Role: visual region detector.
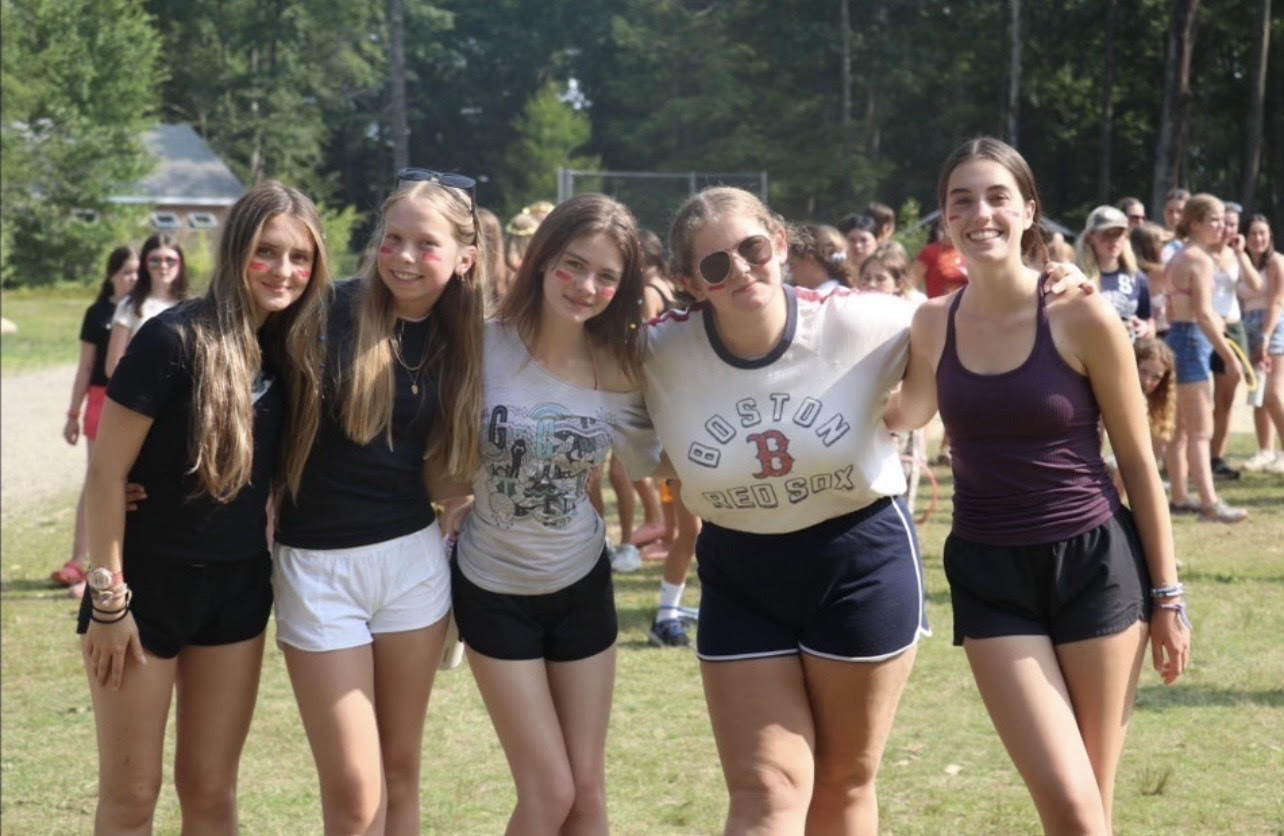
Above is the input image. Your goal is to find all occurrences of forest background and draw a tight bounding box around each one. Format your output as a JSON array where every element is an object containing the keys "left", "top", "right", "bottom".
[{"left": 1, "top": 0, "right": 1280, "bottom": 286}]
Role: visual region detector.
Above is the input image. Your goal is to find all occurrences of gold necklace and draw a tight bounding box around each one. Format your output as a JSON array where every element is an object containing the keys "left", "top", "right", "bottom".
[{"left": 391, "top": 321, "right": 430, "bottom": 396}]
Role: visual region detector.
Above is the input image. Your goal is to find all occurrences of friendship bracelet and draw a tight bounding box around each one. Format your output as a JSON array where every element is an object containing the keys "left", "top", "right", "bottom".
[
  {"left": 1155, "top": 601, "right": 1192, "bottom": 630},
  {"left": 89, "top": 606, "right": 131, "bottom": 625},
  {"left": 1151, "top": 583, "right": 1185, "bottom": 599}
]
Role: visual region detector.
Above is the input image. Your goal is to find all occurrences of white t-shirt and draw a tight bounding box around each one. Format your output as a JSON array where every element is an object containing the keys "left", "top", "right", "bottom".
[
  {"left": 642, "top": 285, "right": 911, "bottom": 534},
  {"left": 456, "top": 320, "right": 659, "bottom": 594},
  {"left": 113, "top": 296, "right": 178, "bottom": 336}
]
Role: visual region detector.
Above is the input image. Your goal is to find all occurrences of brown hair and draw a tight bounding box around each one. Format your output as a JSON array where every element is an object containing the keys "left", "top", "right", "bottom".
[
  {"left": 1130, "top": 222, "right": 1167, "bottom": 274},
  {"left": 496, "top": 193, "right": 647, "bottom": 384},
  {"left": 342, "top": 180, "right": 485, "bottom": 480},
  {"left": 128, "top": 233, "right": 189, "bottom": 317},
  {"left": 789, "top": 223, "right": 854, "bottom": 286},
  {"left": 1175, "top": 194, "right": 1223, "bottom": 240},
  {"left": 477, "top": 207, "right": 506, "bottom": 312},
  {"left": 186, "top": 181, "right": 329, "bottom": 502},
  {"left": 866, "top": 202, "right": 896, "bottom": 238},
  {"left": 1247, "top": 214, "right": 1276, "bottom": 271},
  {"left": 670, "top": 186, "right": 784, "bottom": 280},
  {"left": 936, "top": 136, "right": 1047, "bottom": 266},
  {"left": 1134, "top": 337, "right": 1176, "bottom": 442}
]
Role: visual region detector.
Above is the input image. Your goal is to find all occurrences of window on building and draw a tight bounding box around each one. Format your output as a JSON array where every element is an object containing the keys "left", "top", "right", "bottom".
[
  {"left": 150, "top": 211, "right": 182, "bottom": 229},
  {"left": 188, "top": 212, "right": 219, "bottom": 229}
]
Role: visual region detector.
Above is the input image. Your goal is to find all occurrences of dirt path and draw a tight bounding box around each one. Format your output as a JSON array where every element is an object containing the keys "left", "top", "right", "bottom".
[{"left": 2, "top": 363, "right": 87, "bottom": 519}]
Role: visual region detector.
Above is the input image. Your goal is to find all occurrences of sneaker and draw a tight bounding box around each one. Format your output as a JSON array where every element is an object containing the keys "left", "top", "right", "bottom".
[
  {"left": 1242, "top": 450, "right": 1277, "bottom": 472},
  {"left": 648, "top": 616, "right": 691, "bottom": 648},
  {"left": 1198, "top": 501, "right": 1248, "bottom": 523},
  {"left": 1210, "top": 457, "right": 1241, "bottom": 480},
  {"left": 1266, "top": 454, "right": 1284, "bottom": 474},
  {"left": 1169, "top": 498, "right": 1201, "bottom": 515},
  {"left": 609, "top": 543, "right": 643, "bottom": 573}
]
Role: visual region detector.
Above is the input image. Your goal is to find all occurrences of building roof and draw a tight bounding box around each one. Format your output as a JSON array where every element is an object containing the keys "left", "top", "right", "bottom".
[{"left": 111, "top": 124, "right": 245, "bottom": 207}]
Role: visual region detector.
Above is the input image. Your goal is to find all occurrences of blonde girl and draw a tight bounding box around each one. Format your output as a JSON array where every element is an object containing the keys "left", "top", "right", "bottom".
[{"left": 272, "top": 173, "right": 484, "bottom": 835}]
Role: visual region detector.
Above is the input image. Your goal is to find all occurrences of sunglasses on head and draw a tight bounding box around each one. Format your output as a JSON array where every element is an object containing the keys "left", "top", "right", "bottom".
[
  {"left": 698, "top": 234, "right": 773, "bottom": 285},
  {"left": 147, "top": 255, "right": 179, "bottom": 267},
  {"left": 396, "top": 167, "right": 481, "bottom": 234}
]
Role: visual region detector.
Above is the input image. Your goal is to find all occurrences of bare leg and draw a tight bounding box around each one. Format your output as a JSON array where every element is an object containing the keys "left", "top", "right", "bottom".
[
  {"left": 1265, "top": 362, "right": 1284, "bottom": 447},
  {"left": 1210, "top": 367, "right": 1237, "bottom": 460},
  {"left": 701, "top": 656, "right": 814, "bottom": 835},
  {"left": 83, "top": 640, "right": 177, "bottom": 835},
  {"left": 663, "top": 494, "right": 700, "bottom": 587},
  {"left": 1252, "top": 405, "right": 1273, "bottom": 452},
  {"left": 283, "top": 644, "right": 386, "bottom": 835},
  {"left": 628, "top": 479, "right": 666, "bottom": 546},
  {"left": 1176, "top": 382, "right": 1218, "bottom": 507},
  {"left": 547, "top": 647, "right": 617, "bottom": 835},
  {"left": 467, "top": 649, "right": 578, "bottom": 834},
  {"left": 802, "top": 647, "right": 917, "bottom": 835},
  {"left": 173, "top": 634, "right": 266, "bottom": 835},
  {"left": 607, "top": 456, "right": 635, "bottom": 543},
  {"left": 964, "top": 636, "right": 1108, "bottom": 835},
  {"left": 372, "top": 620, "right": 448, "bottom": 836}
]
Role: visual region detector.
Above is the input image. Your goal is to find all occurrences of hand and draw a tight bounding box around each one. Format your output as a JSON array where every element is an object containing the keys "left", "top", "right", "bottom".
[
  {"left": 1043, "top": 261, "right": 1095, "bottom": 296},
  {"left": 1127, "top": 316, "right": 1150, "bottom": 340},
  {"left": 63, "top": 415, "right": 80, "bottom": 446},
  {"left": 124, "top": 482, "right": 147, "bottom": 511},
  {"left": 83, "top": 610, "right": 146, "bottom": 690},
  {"left": 1229, "top": 234, "right": 1246, "bottom": 254},
  {"left": 1151, "top": 603, "right": 1191, "bottom": 685}
]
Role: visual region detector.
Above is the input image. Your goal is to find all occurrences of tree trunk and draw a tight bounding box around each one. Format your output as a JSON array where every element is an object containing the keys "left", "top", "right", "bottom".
[
  {"left": 840, "top": 0, "right": 852, "bottom": 194},
  {"left": 388, "top": 0, "right": 409, "bottom": 173},
  {"left": 1097, "top": 0, "right": 1117, "bottom": 203},
  {"left": 1151, "top": 0, "right": 1200, "bottom": 220},
  {"left": 1007, "top": 0, "right": 1021, "bottom": 146},
  {"left": 1239, "top": 0, "right": 1270, "bottom": 212}
]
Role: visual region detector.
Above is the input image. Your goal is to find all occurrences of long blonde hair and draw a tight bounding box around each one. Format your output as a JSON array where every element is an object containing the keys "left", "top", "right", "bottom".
[
  {"left": 341, "top": 181, "right": 485, "bottom": 481},
  {"left": 1075, "top": 227, "right": 1139, "bottom": 284},
  {"left": 187, "top": 181, "right": 329, "bottom": 502}
]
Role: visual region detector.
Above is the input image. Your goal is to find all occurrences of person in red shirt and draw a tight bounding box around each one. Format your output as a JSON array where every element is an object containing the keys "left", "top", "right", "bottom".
[{"left": 911, "top": 223, "right": 969, "bottom": 299}]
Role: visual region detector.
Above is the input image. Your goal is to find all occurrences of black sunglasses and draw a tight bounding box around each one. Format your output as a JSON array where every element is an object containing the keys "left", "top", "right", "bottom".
[
  {"left": 396, "top": 167, "right": 480, "bottom": 235},
  {"left": 698, "top": 234, "right": 773, "bottom": 285}
]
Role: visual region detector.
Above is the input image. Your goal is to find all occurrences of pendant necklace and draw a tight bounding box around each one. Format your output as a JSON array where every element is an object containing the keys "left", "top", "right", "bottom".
[{"left": 391, "top": 321, "right": 430, "bottom": 396}]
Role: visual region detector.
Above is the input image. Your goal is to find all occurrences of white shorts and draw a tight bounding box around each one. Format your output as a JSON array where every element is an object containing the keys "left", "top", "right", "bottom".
[{"left": 273, "top": 522, "right": 451, "bottom": 652}]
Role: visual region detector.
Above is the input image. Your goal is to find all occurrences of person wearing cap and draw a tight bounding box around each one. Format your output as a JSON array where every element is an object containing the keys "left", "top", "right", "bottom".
[{"left": 1076, "top": 205, "right": 1153, "bottom": 341}]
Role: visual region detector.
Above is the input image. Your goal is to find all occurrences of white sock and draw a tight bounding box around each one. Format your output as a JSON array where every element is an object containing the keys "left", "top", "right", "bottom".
[{"left": 657, "top": 580, "right": 685, "bottom": 621}]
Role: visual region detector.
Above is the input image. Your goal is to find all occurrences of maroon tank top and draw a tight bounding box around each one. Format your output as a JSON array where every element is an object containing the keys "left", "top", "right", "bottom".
[{"left": 936, "top": 281, "right": 1119, "bottom": 545}]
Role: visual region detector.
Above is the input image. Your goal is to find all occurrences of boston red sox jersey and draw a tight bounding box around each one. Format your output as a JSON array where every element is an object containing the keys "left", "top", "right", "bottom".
[{"left": 643, "top": 285, "right": 910, "bottom": 534}]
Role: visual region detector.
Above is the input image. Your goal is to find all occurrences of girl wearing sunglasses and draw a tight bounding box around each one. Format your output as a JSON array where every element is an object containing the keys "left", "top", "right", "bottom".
[
  {"left": 104, "top": 233, "right": 189, "bottom": 378},
  {"left": 631, "top": 186, "right": 928, "bottom": 832},
  {"left": 447, "top": 194, "right": 655, "bottom": 833},
  {"left": 79, "top": 182, "right": 329, "bottom": 833},
  {"left": 271, "top": 177, "right": 484, "bottom": 834},
  {"left": 886, "top": 137, "right": 1189, "bottom": 833}
]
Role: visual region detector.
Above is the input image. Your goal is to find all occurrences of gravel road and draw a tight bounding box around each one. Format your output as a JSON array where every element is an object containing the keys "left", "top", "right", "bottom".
[{"left": 2, "top": 363, "right": 87, "bottom": 519}]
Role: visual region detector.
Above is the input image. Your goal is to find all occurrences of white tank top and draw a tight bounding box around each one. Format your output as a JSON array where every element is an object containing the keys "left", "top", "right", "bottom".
[{"left": 1211, "top": 254, "right": 1241, "bottom": 323}]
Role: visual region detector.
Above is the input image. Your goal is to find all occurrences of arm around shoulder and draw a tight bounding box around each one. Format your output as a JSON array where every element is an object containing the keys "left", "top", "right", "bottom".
[{"left": 884, "top": 299, "right": 946, "bottom": 432}]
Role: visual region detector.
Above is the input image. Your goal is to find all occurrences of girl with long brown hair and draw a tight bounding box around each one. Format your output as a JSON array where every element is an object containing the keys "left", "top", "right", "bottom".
[
  {"left": 271, "top": 174, "right": 485, "bottom": 834},
  {"left": 104, "top": 232, "right": 189, "bottom": 377},
  {"left": 79, "top": 181, "right": 328, "bottom": 834},
  {"left": 888, "top": 137, "right": 1189, "bottom": 833},
  {"left": 449, "top": 193, "right": 655, "bottom": 833}
]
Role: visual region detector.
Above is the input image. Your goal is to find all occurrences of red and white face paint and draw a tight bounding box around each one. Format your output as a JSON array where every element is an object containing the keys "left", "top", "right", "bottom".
[
  {"left": 540, "top": 232, "right": 627, "bottom": 325},
  {"left": 246, "top": 214, "right": 317, "bottom": 323},
  {"left": 376, "top": 199, "right": 475, "bottom": 320}
]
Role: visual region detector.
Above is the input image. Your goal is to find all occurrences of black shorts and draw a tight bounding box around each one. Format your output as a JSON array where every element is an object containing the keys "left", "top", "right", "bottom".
[
  {"left": 944, "top": 507, "right": 1151, "bottom": 646},
  {"left": 450, "top": 550, "right": 617, "bottom": 662},
  {"left": 77, "top": 556, "right": 273, "bottom": 659},
  {"left": 1209, "top": 321, "right": 1248, "bottom": 375},
  {"left": 695, "top": 497, "right": 930, "bottom": 662}
]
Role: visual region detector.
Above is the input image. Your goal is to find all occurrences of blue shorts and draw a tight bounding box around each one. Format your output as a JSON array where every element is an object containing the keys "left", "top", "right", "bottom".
[
  {"left": 1167, "top": 321, "right": 1212, "bottom": 384},
  {"left": 1244, "top": 309, "right": 1266, "bottom": 358},
  {"left": 695, "top": 497, "right": 930, "bottom": 662},
  {"left": 1271, "top": 320, "right": 1284, "bottom": 357}
]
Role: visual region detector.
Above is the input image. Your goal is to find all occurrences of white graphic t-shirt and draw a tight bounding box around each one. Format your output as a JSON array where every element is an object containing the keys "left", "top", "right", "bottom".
[
  {"left": 643, "top": 285, "right": 911, "bottom": 534},
  {"left": 456, "top": 320, "right": 659, "bottom": 594}
]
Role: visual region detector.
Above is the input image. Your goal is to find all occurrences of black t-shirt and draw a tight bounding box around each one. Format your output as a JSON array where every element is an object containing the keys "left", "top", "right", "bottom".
[
  {"left": 275, "top": 279, "right": 439, "bottom": 549},
  {"left": 106, "top": 301, "right": 285, "bottom": 565},
  {"left": 79, "top": 297, "right": 117, "bottom": 387}
]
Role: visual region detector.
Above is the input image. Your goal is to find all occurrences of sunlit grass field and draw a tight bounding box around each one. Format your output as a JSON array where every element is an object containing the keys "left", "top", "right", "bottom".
[{"left": 3, "top": 458, "right": 1281, "bottom": 834}]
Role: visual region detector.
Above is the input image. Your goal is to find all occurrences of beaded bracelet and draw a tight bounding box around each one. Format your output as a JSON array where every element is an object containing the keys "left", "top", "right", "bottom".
[
  {"left": 1155, "top": 601, "right": 1191, "bottom": 630},
  {"left": 1151, "top": 583, "right": 1185, "bottom": 599}
]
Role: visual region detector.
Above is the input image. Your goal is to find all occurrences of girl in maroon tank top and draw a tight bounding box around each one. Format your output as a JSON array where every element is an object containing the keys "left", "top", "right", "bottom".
[{"left": 885, "top": 138, "right": 1190, "bottom": 835}]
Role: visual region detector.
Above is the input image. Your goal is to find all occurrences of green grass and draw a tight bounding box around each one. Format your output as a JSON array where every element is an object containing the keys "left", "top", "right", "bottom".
[
  {"left": 3, "top": 445, "right": 1282, "bottom": 834},
  {"left": 0, "top": 286, "right": 97, "bottom": 376}
]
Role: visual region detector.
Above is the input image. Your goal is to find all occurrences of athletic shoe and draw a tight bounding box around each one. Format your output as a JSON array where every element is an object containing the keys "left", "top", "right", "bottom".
[
  {"left": 1198, "top": 501, "right": 1248, "bottom": 524},
  {"left": 1210, "top": 457, "right": 1241, "bottom": 480},
  {"left": 648, "top": 616, "right": 691, "bottom": 648},
  {"left": 1241, "top": 450, "right": 1277, "bottom": 472},
  {"left": 609, "top": 543, "right": 643, "bottom": 573},
  {"left": 1265, "top": 454, "right": 1284, "bottom": 474},
  {"left": 1169, "top": 498, "right": 1201, "bottom": 515}
]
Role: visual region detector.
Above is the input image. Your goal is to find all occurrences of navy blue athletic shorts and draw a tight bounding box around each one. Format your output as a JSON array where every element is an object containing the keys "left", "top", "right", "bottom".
[
  {"left": 77, "top": 556, "right": 272, "bottom": 659},
  {"left": 695, "top": 497, "right": 930, "bottom": 662},
  {"left": 944, "top": 506, "right": 1151, "bottom": 646},
  {"left": 450, "top": 549, "right": 617, "bottom": 662}
]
